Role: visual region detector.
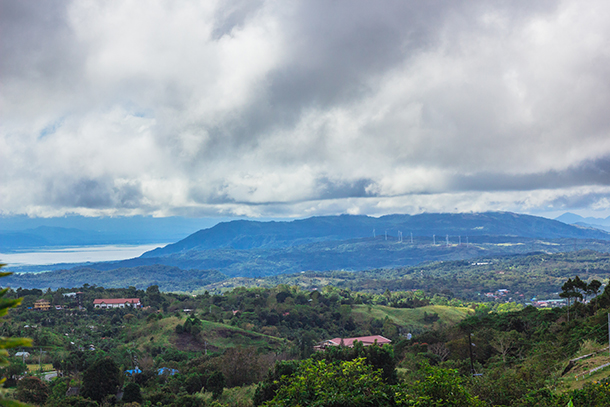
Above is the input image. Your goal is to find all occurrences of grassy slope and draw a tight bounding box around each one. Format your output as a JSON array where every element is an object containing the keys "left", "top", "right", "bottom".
[
  {"left": 351, "top": 304, "right": 473, "bottom": 332},
  {"left": 123, "top": 316, "right": 286, "bottom": 353},
  {"left": 559, "top": 344, "right": 610, "bottom": 391}
]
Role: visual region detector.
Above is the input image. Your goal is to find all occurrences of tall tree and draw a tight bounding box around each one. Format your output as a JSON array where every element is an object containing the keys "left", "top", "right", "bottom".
[
  {"left": 0, "top": 263, "right": 32, "bottom": 407},
  {"left": 15, "top": 376, "right": 49, "bottom": 406},
  {"left": 560, "top": 278, "right": 583, "bottom": 322},
  {"left": 586, "top": 280, "right": 602, "bottom": 310},
  {"left": 122, "top": 383, "right": 142, "bottom": 404},
  {"left": 80, "top": 357, "right": 120, "bottom": 403}
]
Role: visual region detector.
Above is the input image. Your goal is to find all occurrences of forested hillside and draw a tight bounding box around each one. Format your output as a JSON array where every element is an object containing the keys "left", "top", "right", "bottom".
[
  {"left": 4, "top": 274, "right": 610, "bottom": 406},
  {"left": 7, "top": 250, "right": 610, "bottom": 303}
]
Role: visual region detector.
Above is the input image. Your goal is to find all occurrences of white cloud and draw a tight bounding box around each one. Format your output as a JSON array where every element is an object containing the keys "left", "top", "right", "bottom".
[{"left": 2, "top": 0, "right": 610, "bottom": 219}]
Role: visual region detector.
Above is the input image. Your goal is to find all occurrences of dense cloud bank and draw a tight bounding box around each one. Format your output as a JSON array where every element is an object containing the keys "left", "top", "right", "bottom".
[{"left": 2, "top": 0, "right": 610, "bottom": 218}]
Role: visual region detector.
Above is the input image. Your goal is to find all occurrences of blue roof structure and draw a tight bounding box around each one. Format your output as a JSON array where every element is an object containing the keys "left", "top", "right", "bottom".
[
  {"left": 158, "top": 367, "right": 179, "bottom": 376},
  {"left": 124, "top": 368, "right": 142, "bottom": 376}
]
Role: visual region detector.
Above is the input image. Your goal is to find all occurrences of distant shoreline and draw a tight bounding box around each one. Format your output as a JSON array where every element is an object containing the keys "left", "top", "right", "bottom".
[{"left": 0, "top": 243, "right": 168, "bottom": 268}]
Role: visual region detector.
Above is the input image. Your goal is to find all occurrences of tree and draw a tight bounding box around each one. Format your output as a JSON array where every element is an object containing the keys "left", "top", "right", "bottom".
[
  {"left": 0, "top": 264, "right": 33, "bottom": 406},
  {"left": 57, "top": 396, "right": 98, "bottom": 407},
  {"left": 254, "top": 360, "right": 299, "bottom": 406},
  {"left": 429, "top": 342, "right": 450, "bottom": 362},
  {"left": 184, "top": 373, "right": 203, "bottom": 395},
  {"left": 122, "top": 383, "right": 142, "bottom": 404},
  {"left": 586, "top": 280, "right": 602, "bottom": 311},
  {"left": 219, "top": 347, "right": 263, "bottom": 387},
  {"left": 206, "top": 371, "right": 225, "bottom": 400},
  {"left": 15, "top": 376, "right": 49, "bottom": 405},
  {"left": 397, "top": 363, "right": 485, "bottom": 407},
  {"left": 0, "top": 360, "right": 27, "bottom": 387},
  {"left": 80, "top": 357, "right": 120, "bottom": 403},
  {"left": 560, "top": 278, "right": 582, "bottom": 322},
  {"left": 490, "top": 330, "right": 522, "bottom": 364},
  {"left": 264, "top": 358, "right": 394, "bottom": 407}
]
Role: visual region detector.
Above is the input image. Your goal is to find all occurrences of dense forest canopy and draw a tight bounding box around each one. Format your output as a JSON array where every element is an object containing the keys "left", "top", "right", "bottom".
[{"left": 1, "top": 269, "right": 610, "bottom": 405}]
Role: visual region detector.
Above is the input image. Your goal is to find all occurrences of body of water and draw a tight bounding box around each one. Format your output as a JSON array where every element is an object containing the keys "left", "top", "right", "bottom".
[{"left": 0, "top": 243, "right": 167, "bottom": 266}]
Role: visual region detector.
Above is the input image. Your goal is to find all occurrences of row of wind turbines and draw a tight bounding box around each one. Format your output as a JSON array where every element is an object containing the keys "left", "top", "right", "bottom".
[{"left": 372, "top": 229, "right": 470, "bottom": 247}]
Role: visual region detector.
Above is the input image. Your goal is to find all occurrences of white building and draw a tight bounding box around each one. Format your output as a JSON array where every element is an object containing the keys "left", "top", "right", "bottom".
[{"left": 93, "top": 298, "right": 141, "bottom": 309}]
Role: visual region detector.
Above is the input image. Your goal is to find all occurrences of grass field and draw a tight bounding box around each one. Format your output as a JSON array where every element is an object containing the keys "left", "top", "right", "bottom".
[
  {"left": 124, "top": 315, "right": 286, "bottom": 354},
  {"left": 559, "top": 343, "right": 610, "bottom": 391},
  {"left": 351, "top": 304, "right": 473, "bottom": 333},
  {"left": 201, "top": 384, "right": 256, "bottom": 407},
  {"left": 26, "top": 363, "right": 53, "bottom": 372}
]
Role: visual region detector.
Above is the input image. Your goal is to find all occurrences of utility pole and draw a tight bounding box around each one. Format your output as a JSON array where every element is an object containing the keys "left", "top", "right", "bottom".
[
  {"left": 446, "top": 234, "right": 449, "bottom": 246},
  {"left": 468, "top": 332, "right": 475, "bottom": 376},
  {"left": 433, "top": 235, "right": 436, "bottom": 245},
  {"left": 410, "top": 232, "right": 413, "bottom": 244}
]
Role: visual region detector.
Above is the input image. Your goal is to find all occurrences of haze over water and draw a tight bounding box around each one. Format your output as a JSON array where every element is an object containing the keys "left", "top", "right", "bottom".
[{"left": 0, "top": 244, "right": 166, "bottom": 267}]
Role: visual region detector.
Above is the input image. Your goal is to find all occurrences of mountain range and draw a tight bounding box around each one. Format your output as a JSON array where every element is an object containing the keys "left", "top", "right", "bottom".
[
  {"left": 5, "top": 211, "right": 610, "bottom": 290},
  {"left": 143, "top": 212, "right": 610, "bottom": 257},
  {"left": 555, "top": 212, "right": 610, "bottom": 233},
  {"left": 0, "top": 215, "right": 228, "bottom": 249}
]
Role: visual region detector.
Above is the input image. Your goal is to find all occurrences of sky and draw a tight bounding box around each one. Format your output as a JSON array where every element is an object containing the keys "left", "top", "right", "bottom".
[{"left": 2, "top": 0, "right": 610, "bottom": 220}]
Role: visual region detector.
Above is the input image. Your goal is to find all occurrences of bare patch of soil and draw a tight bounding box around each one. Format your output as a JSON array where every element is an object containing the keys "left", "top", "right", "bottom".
[{"left": 170, "top": 333, "right": 205, "bottom": 352}]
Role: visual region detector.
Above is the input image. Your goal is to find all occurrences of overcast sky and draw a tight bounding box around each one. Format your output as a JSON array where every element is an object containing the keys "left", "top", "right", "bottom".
[{"left": 2, "top": 0, "right": 610, "bottom": 220}]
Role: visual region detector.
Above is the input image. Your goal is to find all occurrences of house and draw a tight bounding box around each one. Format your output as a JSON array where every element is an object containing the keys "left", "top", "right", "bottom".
[
  {"left": 33, "top": 299, "right": 51, "bottom": 311},
  {"left": 314, "top": 335, "right": 392, "bottom": 351},
  {"left": 93, "top": 298, "right": 141, "bottom": 309}
]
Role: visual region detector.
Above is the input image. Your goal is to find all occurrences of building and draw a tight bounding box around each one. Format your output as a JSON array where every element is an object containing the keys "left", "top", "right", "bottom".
[
  {"left": 314, "top": 335, "right": 392, "bottom": 351},
  {"left": 33, "top": 299, "right": 51, "bottom": 311},
  {"left": 124, "top": 368, "right": 142, "bottom": 376},
  {"left": 93, "top": 298, "right": 141, "bottom": 309},
  {"left": 158, "top": 367, "right": 179, "bottom": 376},
  {"left": 63, "top": 292, "right": 84, "bottom": 306},
  {"left": 15, "top": 352, "right": 30, "bottom": 359}
]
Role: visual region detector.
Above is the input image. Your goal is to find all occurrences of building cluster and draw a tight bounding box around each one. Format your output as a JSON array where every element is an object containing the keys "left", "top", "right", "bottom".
[
  {"left": 529, "top": 299, "right": 567, "bottom": 308},
  {"left": 313, "top": 335, "right": 392, "bottom": 351},
  {"left": 31, "top": 296, "right": 142, "bottom": 311},
  {"left": 93, "top": 298, "right": 141, "bottom": 309},
  {"left": 482, "top": 288, "right": 526, "bottom": 302}
]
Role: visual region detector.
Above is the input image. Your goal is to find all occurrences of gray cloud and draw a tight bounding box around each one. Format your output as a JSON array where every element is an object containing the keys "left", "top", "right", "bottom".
[
  {"left": 43, "top": 178, "right": 144, "bottom": 209},
  {"left": 2, "top": 0, "right": 610, "bottom": 219},
  {"left": 449, "top": 156, "right": 610, "bottom": 192}
]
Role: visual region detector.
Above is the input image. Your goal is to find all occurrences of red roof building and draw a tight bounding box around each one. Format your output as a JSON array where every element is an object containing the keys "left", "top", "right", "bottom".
[
  {"left": 315, "top": 335, "right": 392, "bottom": 350},
  {"left": 93, "top": 298, "right": 141, "bottom": 309}
]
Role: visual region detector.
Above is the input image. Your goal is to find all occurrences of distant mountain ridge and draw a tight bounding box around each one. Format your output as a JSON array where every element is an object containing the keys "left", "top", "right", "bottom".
[
  {"left": 0, "top": 215, "right": 228, "bottom": 250},
  {"left": 0, "top": 226, "right": 111, "bottom": 249},
  {"left": 555, "top": 212, "right": 610, "bottom": 233},
  {"left": 144, "top": 212, "right": 610, "bottom": 257},
  {"left": 6, "top": 211, "right": 610, "bottom": 288},
  {"left": 556, "top": 212, "right": 610, "bottom": 226}
]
